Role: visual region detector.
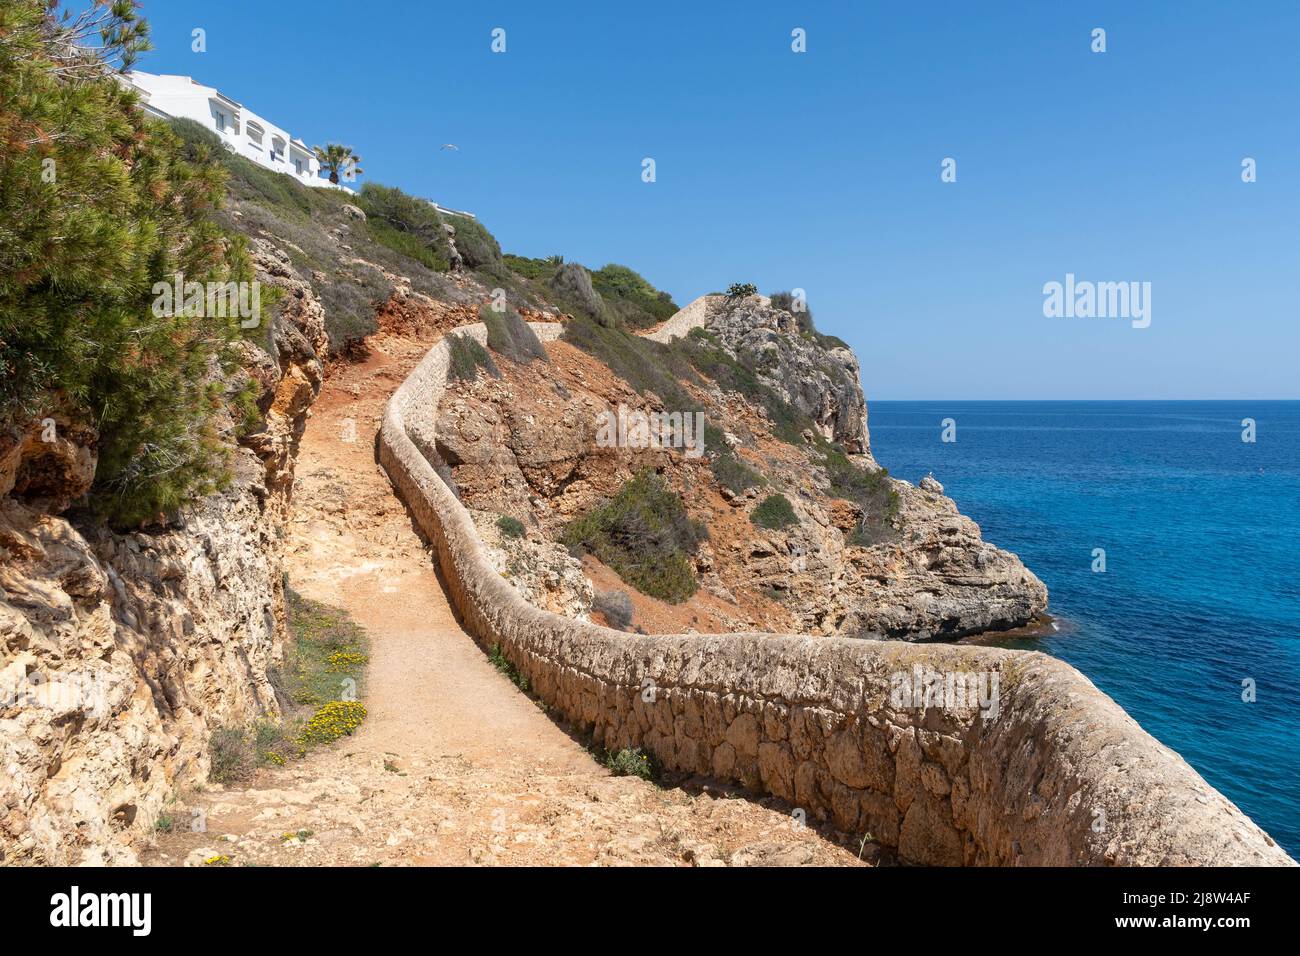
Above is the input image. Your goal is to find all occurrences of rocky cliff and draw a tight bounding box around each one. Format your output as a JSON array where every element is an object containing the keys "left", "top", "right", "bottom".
[
  {"left": 0, "top": 243, "right": 326, "bottom": 865},
  {"left": 434, "top": 294, "right": 1047, "bottom": 640}
]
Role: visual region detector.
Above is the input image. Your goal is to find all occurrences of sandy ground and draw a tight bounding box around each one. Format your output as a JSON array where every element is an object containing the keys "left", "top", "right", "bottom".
[{"left": 143, "top": 331, "right": 865, "bottom": 867}]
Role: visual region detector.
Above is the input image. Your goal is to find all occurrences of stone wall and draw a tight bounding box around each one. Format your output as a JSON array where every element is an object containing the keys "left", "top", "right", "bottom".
[{"left": 379, "top": 323, "right": 1294, "bottom": 866}]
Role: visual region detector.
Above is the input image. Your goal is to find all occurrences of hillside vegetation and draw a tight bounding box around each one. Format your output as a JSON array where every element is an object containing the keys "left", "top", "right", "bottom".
[
  {"left": 179, "top": 116, "right": 680, "bottom": 351},
  {"left": 0, "top": 0, "right": 255, "bottom": 525}
]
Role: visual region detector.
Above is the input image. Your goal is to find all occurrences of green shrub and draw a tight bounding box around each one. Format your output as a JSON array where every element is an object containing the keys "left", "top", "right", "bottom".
[
  {"left": 497, "top": 514, "right": 526, "bottom": 539},
  {"left": 562, "top": 470, "right": 705, "bottom": 603},
  {"left": 710, "top": 449, "right": 765, "bottom": 494},
  {"left": 726, "top": 282, "right": 758, "bottom": 298},
  {"left": 207, "top": 720, "right": 307, "bottom": 778},
  {"left": 169, "top": 119, "right": 331, "bottom": 219},
  {"left": 501, "top": 253, "right": 562, "bottom": 280},
  {"left": 488, "top": 644, "right": 530, "bottom": 693},
  {"left": 821, "top": 447, "right": 900, "bottom": 545},
  {"left": 704, "top": 424, "right": 766, "bottom": 494},
  {"left": 561, "top": 314, "right": 697, "bottom": 412},
  {"left": 497, "top": 256, "right": 676, "bottom": 332},
  {"left": 606, "top": 747, "right": 654, "bottom": 780},
  {"left": 358, "top": 183, "right": 452, "bottom": 270},
  {"left": 482, "top": 305, "right": 548, "bottom": 365},
  {"left": 446, "top": 214, "right": 503, "bottom": 271},
  {"left": 591, "top": 264, "right": 679, "bottom": 330},
  {"left": 209, "top": 590, "right": 371, "bottom": 779},
  {"left": 171, "top": 132, "right": 500, "bottom": 353},
  {"left": 366, "top": 218, "right": 449, "bottom": 271},
  {"left": 446, "top": 332, "right": 501, "bottom": 383},
  {"left": 251, "top": 719, "right": 300, "bottom": 767},
  {"left": 752, "top": 493, "right": 799, "bottom": 530},
  {"left": 0, "top": 10, "right": 261, "bottom": 526}
]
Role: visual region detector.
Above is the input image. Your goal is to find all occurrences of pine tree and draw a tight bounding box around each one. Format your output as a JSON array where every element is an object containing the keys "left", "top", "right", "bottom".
[{"left": 0, "top": 0, "right": 256, "bottom": 525}]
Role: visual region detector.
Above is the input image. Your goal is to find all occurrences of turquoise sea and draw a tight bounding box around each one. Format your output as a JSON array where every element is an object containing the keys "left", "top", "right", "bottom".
[{"left": 869, "top": 400, "right": 1300, "bottom": 859}]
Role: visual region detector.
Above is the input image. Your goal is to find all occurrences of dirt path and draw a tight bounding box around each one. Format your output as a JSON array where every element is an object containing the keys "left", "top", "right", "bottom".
[{"left": 145, "top": 331, "right": 863, "bottom": 867}]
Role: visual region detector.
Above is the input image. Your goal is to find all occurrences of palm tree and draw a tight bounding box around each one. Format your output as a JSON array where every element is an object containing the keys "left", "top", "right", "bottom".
[{"left": 312, "top": 143, "right": 363, "bottom": 185}]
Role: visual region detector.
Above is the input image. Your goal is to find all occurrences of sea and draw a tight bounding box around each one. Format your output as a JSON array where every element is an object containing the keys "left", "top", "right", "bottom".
[{"left": 869, "top": 400, "right": 1300, "bottom": 859}]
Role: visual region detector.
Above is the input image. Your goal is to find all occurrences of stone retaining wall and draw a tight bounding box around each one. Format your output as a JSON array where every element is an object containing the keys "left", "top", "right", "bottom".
[{"left": 378, "top": 322, "right": 1293, "bottom": 866}]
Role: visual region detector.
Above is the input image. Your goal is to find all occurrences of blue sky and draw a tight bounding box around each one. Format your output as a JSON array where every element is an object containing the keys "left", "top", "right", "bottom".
[{"left": 127, "top": 1, "right": 1298, "bottom": 399}]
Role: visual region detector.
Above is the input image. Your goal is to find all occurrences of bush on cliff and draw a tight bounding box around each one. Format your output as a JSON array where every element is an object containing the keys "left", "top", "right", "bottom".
[
  {"left": 561, "top": 314, "right": 697, "bottom": 411},
  {"left": 820, "top": 446, "right": 900, "bottom": 545},
  {"left": 446, "top": 333, "right": 501, "bottom": 382},
  {"left": 168, "top": 125, "right": 507, "bottom": 352},
  {"left": 0, "top": 1, "right": 258, "bottom": 525},
  {"left": 709, "top": 444, "right": 766, "bottom": 495},
  {"left": 446, "top": 213, "right": 503, "bottom": 272},
  {"left": 671, "top": 328, "right": 810, "bottom": 444},
  {"left": 752, "top": 493, "right": 799, "bottom": 530},
  {"left": 501, "top": 257, "right": 678, "bottom": 331},
  {"left": 769, "top": 290, "right": 849, "bottom": 350},
  {"left": 357, "top": 183, "right": 452, "bottom": 271},
  {"left": 482, "top": 305, "right": 548, "bottom": 365},
  {"left": 501, "top": 253, "right": 563, "bottom": 280},
  {"left": 357, "top": 184, "right": 450, "bottom": 271},
  {"left": 562, "top": 470, "right": 705, "bottom": 603},
  {"left": 591, "top": 264, "right": 679, "bottom": 330},
  {"left": 496, "top": 514, "right": 526, "bottom": 539}
]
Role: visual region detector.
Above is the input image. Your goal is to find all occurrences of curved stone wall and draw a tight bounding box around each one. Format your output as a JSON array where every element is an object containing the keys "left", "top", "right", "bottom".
[{"left": 378, "top": 322, "right": 1293, "bottom": 866}]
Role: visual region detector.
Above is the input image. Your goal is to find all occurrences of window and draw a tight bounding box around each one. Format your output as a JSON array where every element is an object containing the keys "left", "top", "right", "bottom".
[
  {"left": 215, "top": 112, "right": 226, "bottom": 132},
  {"left": 293, "top": 158, "right": 304, "bottom": 175}
]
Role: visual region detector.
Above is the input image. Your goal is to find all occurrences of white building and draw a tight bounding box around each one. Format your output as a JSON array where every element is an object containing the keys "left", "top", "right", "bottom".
[{"left": 124, "top": 71, "right": 352, "bottom": 192}]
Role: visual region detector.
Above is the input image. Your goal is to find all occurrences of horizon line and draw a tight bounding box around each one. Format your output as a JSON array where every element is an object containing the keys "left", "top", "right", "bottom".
[{"left": 868, "top": 397, "right": 1300, "bottom": 403}]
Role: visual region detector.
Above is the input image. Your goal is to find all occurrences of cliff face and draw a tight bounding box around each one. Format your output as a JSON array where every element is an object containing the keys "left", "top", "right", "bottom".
[
  {"left": 435, "top": 296, "right": 1047, "bottom": 640},
  {"left": 650, "top": 295, "right": 871, "bottom": 456},
  {"left": 0, "top": 242, "right": 325, "bottom": 865}
]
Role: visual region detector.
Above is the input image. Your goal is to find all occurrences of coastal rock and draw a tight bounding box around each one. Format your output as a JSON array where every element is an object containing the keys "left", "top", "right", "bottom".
[
  {"left": 651, "top": 294, "right": 871, "bottom": 455},
  {"left": 442, "top": 223, "right": 465, "bottom": 273},
  {"left": 437, "top": 297, "right": 1047, "bottom": 641}
]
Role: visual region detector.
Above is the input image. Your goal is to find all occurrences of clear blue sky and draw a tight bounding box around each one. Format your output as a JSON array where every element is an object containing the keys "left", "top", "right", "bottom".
[{"left": 128, "top": 1, "right": 1298, "bottom": 399}]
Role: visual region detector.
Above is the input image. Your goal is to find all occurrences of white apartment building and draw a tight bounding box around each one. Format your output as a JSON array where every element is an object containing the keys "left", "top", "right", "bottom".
[{"left": 124, "top": 71, "right": 352, "bottom": 192}]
